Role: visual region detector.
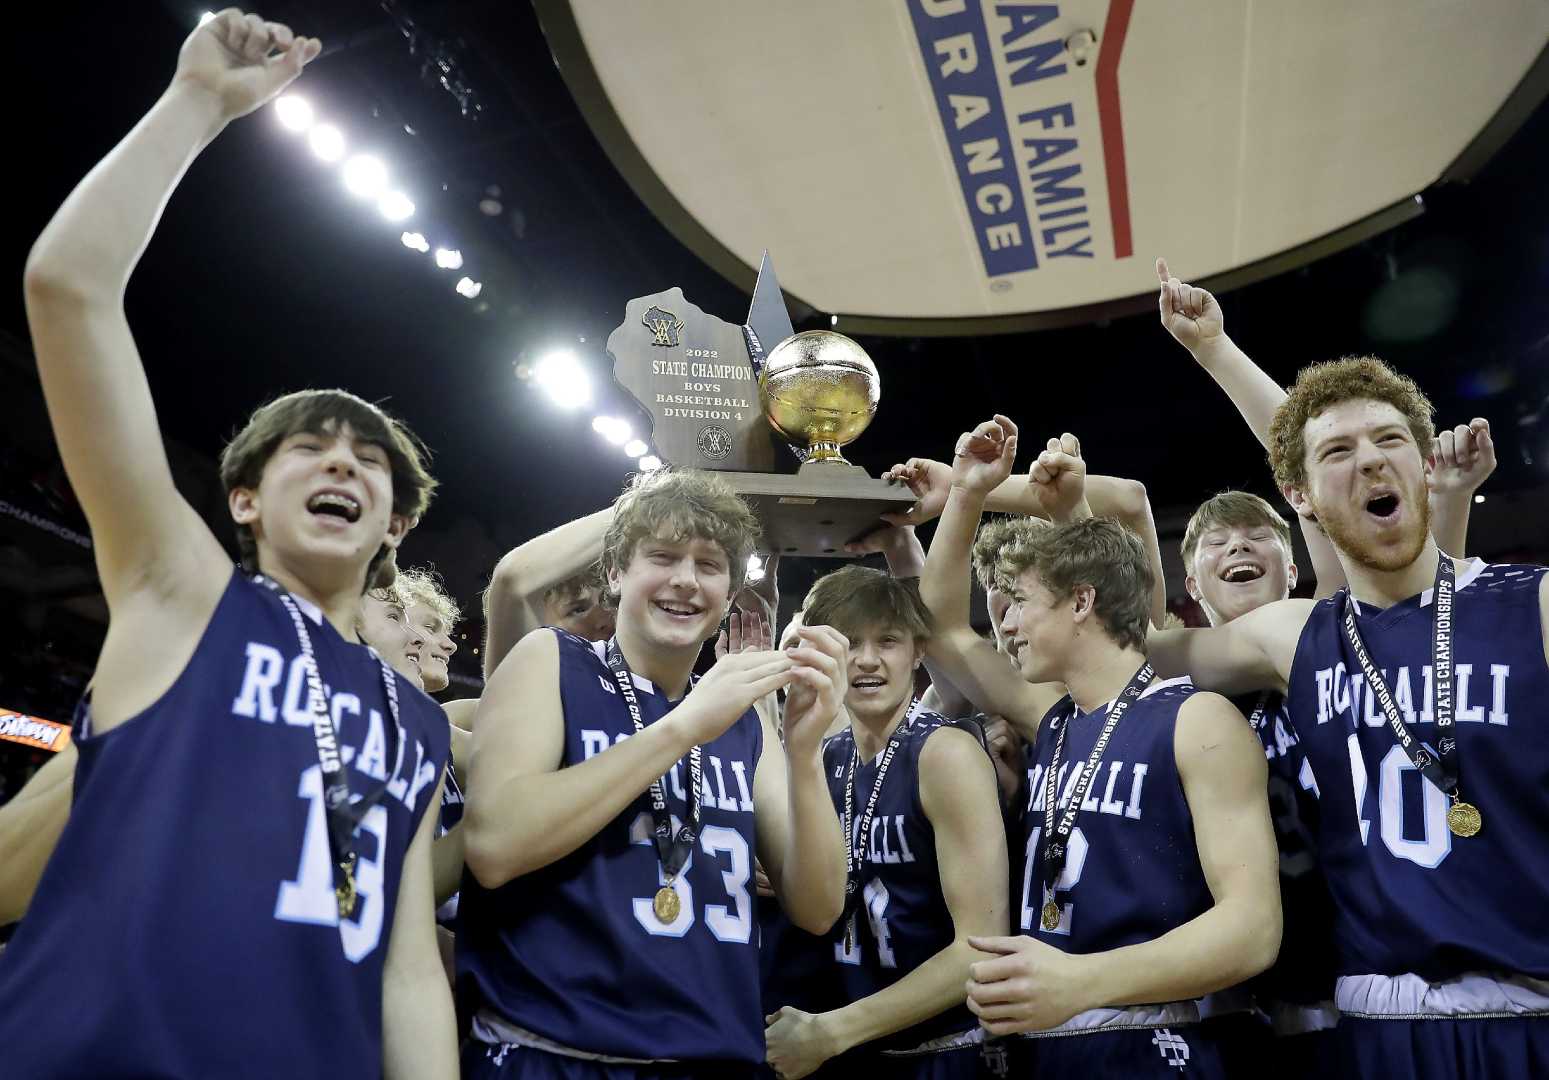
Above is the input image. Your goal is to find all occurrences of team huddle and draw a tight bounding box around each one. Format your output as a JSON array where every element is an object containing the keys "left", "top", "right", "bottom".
[{"left": 0, "top": 11, "right": 1545, "bottom": 1080}]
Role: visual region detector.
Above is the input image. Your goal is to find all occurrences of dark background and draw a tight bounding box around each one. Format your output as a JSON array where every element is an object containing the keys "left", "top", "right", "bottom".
[{"left": 2, "top": 1, "right": 1547, "bottom": 780}]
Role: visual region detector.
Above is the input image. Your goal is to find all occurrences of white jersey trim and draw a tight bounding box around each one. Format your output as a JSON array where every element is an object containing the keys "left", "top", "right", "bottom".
[
  {"left": 1348, "top": 556, "right": 1487, "bottom": 616},
  {"left": 1266, "top": 1000, "right": 1340, "bottom": 1036},
  {"left": 1337, "top": 971, "right": 1549, "bottom": 1019},
  {"left": 1016, "top": 999, "right": 1201, "bottom": 1038}
]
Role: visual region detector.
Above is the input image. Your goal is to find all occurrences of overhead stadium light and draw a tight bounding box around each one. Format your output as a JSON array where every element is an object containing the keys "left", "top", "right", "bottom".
[
  {"left": 591, "top": 416, "right": 632, "bottom": 445},
  {"left": 434, "top": 247, "right": 464, "bottom": 270},
  {"left": 400, "top": 231, "right": 429, "bottom": 253},
  {"left": 534, "top": 350, "right": 591, "bottom": 409},
  {"left": 308, "top": 124, "right": 345, "bottom": 162},
  {"left": 454, "top": 277, "right": 482, "bottom": 299},
  {"left": 637, "top": 455, "right": 662, "bottom": 472},
  {"left": 342, "top": 155, "right": 388, "bottom": 198},
  {"left": 274, "top": 95, "right": 314, "bottom": 133},
  {"left": 623, "top": 439, "right": 649, "bottom": 458},
  {"left": 378, "top": 191, "right": 415, "bottom": 222},
  {"left": 746, "top": 554, "right": 765, "bottom": 583}
]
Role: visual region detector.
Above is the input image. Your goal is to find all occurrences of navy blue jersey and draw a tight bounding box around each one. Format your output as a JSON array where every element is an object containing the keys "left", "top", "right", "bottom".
[
  {"left": 456, "top": 629, "right": 766, "bottom": 1063},
  {"left": 824, "top": 711, "right": 984, "bottom": 1051},
  {"left": 1235, "top": 692, "right": 1338, "bottom": 1007},
  {"left": 436, "top": 745, "right": 465, "bottom": 927},
  {"left": 1284, "top": 560, "right": 1549, "bottom": 980},
  {"left": 0, "top": 571, "right": 449, "bottom": 1079},
  {"left": 759, "top": 893, "right": 842, "bottom": 1018},
  {"left": 1017, "top": 678, "right": 1214, "bottom": 953}
]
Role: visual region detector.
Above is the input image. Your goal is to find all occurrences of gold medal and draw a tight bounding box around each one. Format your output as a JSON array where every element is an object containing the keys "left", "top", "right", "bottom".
[
  {"left": 653, "top": 885, "right": 681, "bottom": 923},
  {"left": 1040, "top": 901, "right": 1060, "bottom": 931},
  {"left": 335, "top": 867, "right": 357, "bottom": 920},
  {"left": 1447, "top": 800, "right": 1482, "bottom": 837}
]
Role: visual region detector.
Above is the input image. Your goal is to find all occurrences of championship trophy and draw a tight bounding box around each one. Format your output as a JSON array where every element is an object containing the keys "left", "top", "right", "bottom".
[{"left": 605, "top": 254, "right": 913, "bottom": 556}]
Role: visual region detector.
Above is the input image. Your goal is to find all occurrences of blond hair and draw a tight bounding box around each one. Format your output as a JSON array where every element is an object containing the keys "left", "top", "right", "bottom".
[
  {"left": 395, "top": 565, "right": 460, "bottom": 631},
  {"left": 1267, "top": 356, "right": 1434, "bottom": 492}
]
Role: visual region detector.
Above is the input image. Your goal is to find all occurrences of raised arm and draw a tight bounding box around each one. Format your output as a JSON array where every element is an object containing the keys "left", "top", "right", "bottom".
[
  {"left": 465, "top": 629, "right": 795, "bottom": 887},
  {"left": 966, "top": 691, "right": 1279, "bottom": 1033},
  {"left": 1154, "top": 257, "right": 1349, "bottom": 599},
  {"left": 917, "top": 418, "right": 1063, "bottom": 736},
  {"left": 23, "top": 14, "right": 317, "bottom": 603},
  {"left": 482, "top": 508, "right": 612, "bottom": 677},
  {"left": 882, "top": 455, "right": 1168, "bottom": 629},
  {"left": 765, "top": 727, "right": 1007, "bottom": 1076},
  {"left": 753, "top": 625, "right": 849, "bottom": 934}
]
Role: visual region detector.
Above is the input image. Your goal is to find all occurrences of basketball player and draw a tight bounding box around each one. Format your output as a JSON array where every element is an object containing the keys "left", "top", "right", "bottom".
[
  {"left": 0, "top": 12, "right": 456, "bottom": 1077},
  {"left": 764, "top": 565, "right": 1007, "bottom": 1079},
  {"left": 1147, "top": 351, "right": 1549, "bottom": 1077},
  {"left": 920, "top": 416, "right": 1280, "bottom": 1076},
  {"left": 360, "top": 574, "right": 470, "bottom": 914},
  {"left": 397, "top": 565, "right": 461, "bottom": 696},
  {"left": 1179, "top": 492, "right": 1341, "bottom": 1072},
  {"left": 459, "top": 467, "right": 849, "bottom": 1078},
  {"left": 1155, "top": 257, "right": 1493, "bottom": 595}
]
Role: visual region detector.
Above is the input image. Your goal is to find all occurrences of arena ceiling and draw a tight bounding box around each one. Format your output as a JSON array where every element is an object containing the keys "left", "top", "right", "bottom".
[{"left": 5, "top": 1, "right": 1549, "bottom": 589}]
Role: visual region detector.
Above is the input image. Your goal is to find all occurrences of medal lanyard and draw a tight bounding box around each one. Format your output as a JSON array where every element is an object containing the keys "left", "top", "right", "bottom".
[
  {"left": 839, "top": 700, "right": 918, "bottom": 947},
  {"left": 606, "top": 638, "right": 701, "bottom": 883},
  {"left": 264, "top": 578, "right": 401, "bottom": 919},
  {"left": 1038, "top": 663, "right": 1154, "bottom": 928},
  {"left": 1341, "top": 556, "right": 1479, "bottom": 836},
  {"left": 840, "top": 700, "right": 919, "bottom": 906}
]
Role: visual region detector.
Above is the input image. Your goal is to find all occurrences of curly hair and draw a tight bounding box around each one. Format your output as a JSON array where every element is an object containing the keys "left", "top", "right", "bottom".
[
  {"left": 599, "top": 468, "right": 761, "bottom": 606},
  {"left": 1267, "top": 356, "right": 1434, "bottom": 492},
  {"left": 395, "top": 565, "right": 461, "bottom": 631},
  {"left": 970, "top": 515, "right": 1028, "bottom": 593}
]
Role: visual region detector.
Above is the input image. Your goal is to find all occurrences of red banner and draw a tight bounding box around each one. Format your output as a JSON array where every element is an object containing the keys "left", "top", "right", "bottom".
[{"left": 0, "top": 709, "right": 72, "bottom": 753}]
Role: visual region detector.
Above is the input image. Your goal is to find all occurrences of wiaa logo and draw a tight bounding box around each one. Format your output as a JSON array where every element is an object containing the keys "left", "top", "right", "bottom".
[
  {"left": 697, "top": 425, "right": 733, "bottom": 460},
  {"left": 643, "top": 306, "right": 685, "bottom": 347}
]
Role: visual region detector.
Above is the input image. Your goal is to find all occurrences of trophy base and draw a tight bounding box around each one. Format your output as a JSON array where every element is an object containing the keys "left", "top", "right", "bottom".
[{"left": 723, "top": 461, "right": 917, "bottom": 558}]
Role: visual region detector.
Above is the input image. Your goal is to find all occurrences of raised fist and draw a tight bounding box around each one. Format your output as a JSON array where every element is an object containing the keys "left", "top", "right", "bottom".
[
  {"left": 1029, "top": 433, "right": 1089, "bottom": 522},
  {"left": 949, "top": 415, "right": 1020, "bottom": 496},
  {"left": 174, "top": 9, "right": 321, "bottom": 122},
  {"left": 1429, "top": 418, "right": 1496, "bottom": 495}
]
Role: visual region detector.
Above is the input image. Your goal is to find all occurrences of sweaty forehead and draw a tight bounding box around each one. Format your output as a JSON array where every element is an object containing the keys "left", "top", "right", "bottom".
[{"left": 1305, "top": 398, "right": 1409, "bottom": 445}]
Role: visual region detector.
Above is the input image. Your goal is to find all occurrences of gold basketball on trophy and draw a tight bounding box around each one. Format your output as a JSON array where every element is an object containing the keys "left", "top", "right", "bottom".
[{"left": 759, "top": 330, "right": 881, "bottom": 464}]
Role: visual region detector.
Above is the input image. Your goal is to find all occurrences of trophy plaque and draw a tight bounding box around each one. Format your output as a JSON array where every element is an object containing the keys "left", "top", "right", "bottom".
[{"left": 605, "top": 253, "right": 913, "bottom": 556}]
